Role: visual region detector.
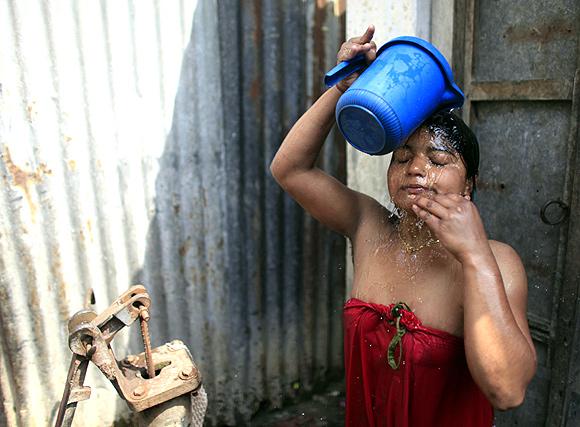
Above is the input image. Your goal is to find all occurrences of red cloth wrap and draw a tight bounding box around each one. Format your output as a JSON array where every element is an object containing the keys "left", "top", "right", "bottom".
[{"left": 344, "top": 298, "right": 493, "bottom": 427}]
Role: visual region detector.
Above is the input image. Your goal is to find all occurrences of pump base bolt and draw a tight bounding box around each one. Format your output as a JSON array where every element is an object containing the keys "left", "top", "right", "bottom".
[
  {"left": 179, "top": 367, "right": 195, "bottom": 380},
  {"left": 133, "top": 385, "right": 146, "bottom": 398}
]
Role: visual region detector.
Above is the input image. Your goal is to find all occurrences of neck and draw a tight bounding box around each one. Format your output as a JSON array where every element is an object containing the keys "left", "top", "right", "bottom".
[{"left": 396, "top": 211, "right": 439, "bottom": 253}]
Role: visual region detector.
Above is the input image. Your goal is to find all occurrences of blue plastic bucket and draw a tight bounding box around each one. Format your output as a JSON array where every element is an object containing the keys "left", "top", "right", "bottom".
[{"left": 325, "top": 36, "right": 464, "bottom": 155}]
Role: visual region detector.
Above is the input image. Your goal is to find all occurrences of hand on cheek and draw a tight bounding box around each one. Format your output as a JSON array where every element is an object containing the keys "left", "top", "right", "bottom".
[{"left": 411, "top": 193, "right": 488, "bottom": 262}]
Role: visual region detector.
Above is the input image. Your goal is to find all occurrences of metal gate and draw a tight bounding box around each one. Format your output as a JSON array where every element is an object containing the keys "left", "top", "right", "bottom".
[{"left": 453, "top": 0, "right": 580, "bottom": 425}]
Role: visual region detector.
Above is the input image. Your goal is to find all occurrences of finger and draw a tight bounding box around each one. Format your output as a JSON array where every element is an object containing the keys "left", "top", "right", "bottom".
[
  {"left": 432, "top": 193, "right": 459, "bottom": 208},
  {"left": 365, "top": 41, "right": 377, "bottom": 62},
  {"left": 435, "top": 193, "right": 472, "bottom": 214},
  {"left": 338, "top": 42, "right": 372, "bottom": 61},
  {"left": 412, "top": 204, "right": 441, "bottom": 230},
  {"left": 349, "top": 24, "right": 375, "bottom": 44},
  {"left": 443, "top": 192, "right": 474, "bottom": 210},
  {"left": 415, "top": 196, "right": 448, "bottom": 219},
  {"left": 337, "top": 44, "right": 357, "bottom": 62},
  {"left": 445, "top": 192, "right": 465, "bottom": 201},
  {"left": 337, "top": 43, "right": 358, "bottom": 61},
  {"left": 360, "top": 24, "right": 375, "bottom": 43}
]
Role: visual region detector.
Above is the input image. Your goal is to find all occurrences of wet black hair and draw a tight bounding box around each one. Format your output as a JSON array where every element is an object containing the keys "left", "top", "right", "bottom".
[{"left": 422, "top": 110, "right": 479, "bottom": 196}]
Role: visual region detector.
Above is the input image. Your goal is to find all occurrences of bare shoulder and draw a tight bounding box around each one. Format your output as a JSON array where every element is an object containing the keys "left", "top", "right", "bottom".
[
  {"left": 361, "top": 193, "right": 394, "bottom": 223},
  {"left": 488, "top": 240, "right": 527, "bottom": 293},
  {"left": 353, "top": 192, "right": 394, "bottom": 238},
  {"left": 489, "top": 240, "right": 523, "bottom": 267}
]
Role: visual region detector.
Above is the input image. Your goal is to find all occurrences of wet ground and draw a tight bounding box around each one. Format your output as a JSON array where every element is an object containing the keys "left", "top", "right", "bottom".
[{"left": 250, "top": 382, "right": 345, "bottom": 427}]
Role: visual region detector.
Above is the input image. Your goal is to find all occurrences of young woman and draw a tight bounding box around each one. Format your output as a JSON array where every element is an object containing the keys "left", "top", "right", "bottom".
[{"left": 270, "top": 26, "right": 537, "bottom": 426}]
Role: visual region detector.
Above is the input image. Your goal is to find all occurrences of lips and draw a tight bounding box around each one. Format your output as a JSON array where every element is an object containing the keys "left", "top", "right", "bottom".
[{"left": 403, "top": 184, "right": 431, "bottom": 195}]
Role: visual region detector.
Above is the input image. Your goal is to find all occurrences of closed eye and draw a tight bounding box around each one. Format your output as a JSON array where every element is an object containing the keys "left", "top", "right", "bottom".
[
  {"left": 393, "top": 149, "right": 412, "bottom": 163},
  {"left": 430, "top": 158, "right": 447, "bottom": 167},
  {"left": 429, "top": 151, "right": 454, "bottom": 166}
]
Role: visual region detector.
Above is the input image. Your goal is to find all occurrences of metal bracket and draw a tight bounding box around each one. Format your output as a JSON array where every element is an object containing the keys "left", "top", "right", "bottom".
[{"left": 55, "top": 285, "right": 202, "bottom": 427}]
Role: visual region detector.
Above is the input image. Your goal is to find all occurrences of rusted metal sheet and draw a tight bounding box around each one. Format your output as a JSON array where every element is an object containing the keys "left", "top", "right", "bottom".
[
  {"left": 553, "top": 68, "right": 580, "bottom": 427},
  {"left": 469, "top": 79, "right": 574, "bottom": 101},
  {"left": 0, "top": 0, "right": 345, "bottom": 425},
  {"left": 454, "top": 0, "right": 580, "bottom": 425},
  {"left": 471, "top": 101, "right": 570, "bottom": 425},
  {"left": 473, "top": 0, "right": 577, "bottom": 82}
]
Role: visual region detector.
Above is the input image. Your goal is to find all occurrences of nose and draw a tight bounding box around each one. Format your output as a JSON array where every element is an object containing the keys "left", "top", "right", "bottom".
[{"left": 406, "top": 155, "right": 427, "bottom": 176}]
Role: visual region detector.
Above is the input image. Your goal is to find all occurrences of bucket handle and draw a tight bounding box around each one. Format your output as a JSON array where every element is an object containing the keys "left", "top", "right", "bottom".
[{"left": 324, "top": 54, "right": 367, "bottom": 87}]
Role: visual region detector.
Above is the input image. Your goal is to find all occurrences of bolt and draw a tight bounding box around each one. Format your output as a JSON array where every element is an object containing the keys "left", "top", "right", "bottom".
[
  {"left": 133, "top": 385, "right": 146, "bottom": 398},
  {"left": 179, "top": 366, "right": 195, "bottom": 380},
  {"left": 167, "top": 340, "right": 180, "bottom": 351},
  {"left": 139, "top": 306, "right": 150, "bottom": 322}
]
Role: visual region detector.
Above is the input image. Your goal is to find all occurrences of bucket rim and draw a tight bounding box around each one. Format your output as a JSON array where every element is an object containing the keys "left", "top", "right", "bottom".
[
  {"left": 377, "top": 36, "right": 464, "bottom": 103},
  {"left": 336, "top": 104, "right": 388, "bottom": 155}
]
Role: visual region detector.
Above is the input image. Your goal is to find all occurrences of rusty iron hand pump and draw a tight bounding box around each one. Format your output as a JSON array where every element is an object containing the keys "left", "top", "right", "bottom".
[{"left": 54, "top": 285, "right": 203, "bottom": 427}]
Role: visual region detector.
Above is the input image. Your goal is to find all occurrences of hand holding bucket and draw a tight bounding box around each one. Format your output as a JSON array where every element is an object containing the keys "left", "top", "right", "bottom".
[{"left": 326, "top": 32, "right": 465, "bottom": 156}]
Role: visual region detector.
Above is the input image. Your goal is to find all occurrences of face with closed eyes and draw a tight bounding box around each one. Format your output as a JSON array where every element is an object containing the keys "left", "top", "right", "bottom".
[{"left": 387, "top": 126, "right": 472, "bottom": 212}]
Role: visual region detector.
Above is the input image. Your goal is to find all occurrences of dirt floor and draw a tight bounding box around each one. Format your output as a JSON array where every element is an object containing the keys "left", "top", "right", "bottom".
[{"left": 249, "top": 382, "right": 345, "bottom": 427}]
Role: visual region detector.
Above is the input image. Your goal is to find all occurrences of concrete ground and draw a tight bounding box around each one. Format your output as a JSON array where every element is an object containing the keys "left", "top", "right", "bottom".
[{"left": 249, "top": 382, "right": 345, "bottom": 427}]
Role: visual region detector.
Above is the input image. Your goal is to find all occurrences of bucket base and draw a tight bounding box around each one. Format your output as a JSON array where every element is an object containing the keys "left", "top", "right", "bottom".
[
  {"left": 338, "top": 106, "right": 386, "bottom": 154},
  {"left": 336, "top": 89, "right": 403, "bottom": 155}
]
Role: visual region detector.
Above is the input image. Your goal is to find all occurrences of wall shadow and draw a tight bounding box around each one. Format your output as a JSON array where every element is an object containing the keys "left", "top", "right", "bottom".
[{"left": 130, "top": 1, "right": 346, "bottom": 425}]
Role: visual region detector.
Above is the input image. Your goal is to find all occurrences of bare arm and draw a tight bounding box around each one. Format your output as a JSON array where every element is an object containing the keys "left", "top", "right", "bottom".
[
  {"left": 412, "top": 194, "right": 537, "bottom": 409},
  {"left": 461, "top": 240, "right": 536, "bottom": 410},
  {"left": 270, "top": 26, "right": 379, "bottom": 238}
]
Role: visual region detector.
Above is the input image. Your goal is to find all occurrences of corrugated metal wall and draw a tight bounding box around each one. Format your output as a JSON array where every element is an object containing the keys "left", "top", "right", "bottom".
[{"left": 0, "top": 0, "right": 346, "bottom": 425}]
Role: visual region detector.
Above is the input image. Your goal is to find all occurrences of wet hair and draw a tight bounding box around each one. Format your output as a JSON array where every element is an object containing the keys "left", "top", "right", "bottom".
[{"left": 422, "top": 110, "right": 479, "bottom": 196}]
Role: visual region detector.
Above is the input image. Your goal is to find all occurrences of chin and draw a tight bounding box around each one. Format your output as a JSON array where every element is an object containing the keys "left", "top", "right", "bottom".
[
  {"left": 390, "top": 197, "right": 415, "bottom": 215},
  {"left": 393, "top": 189, "right": 438, "bottom": 211}
]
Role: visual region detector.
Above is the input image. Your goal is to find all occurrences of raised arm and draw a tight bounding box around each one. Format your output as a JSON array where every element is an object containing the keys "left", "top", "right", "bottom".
[{"left": 270, "top": 26, "right": 379, "bottom": 238}]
